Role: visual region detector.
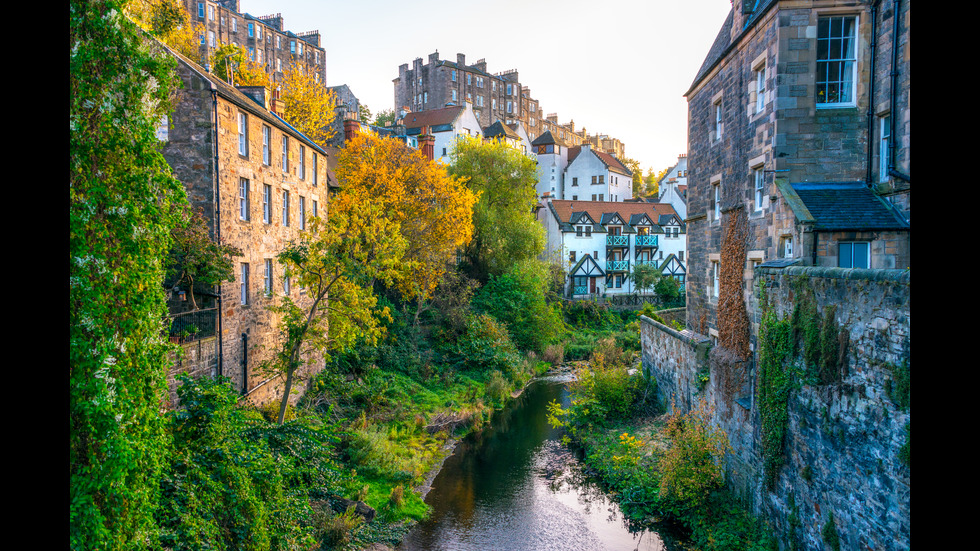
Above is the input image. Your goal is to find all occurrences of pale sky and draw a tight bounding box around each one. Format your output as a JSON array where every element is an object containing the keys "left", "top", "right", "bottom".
[{"left": 243, "top": 0, "right": 732, "bottom": 173}]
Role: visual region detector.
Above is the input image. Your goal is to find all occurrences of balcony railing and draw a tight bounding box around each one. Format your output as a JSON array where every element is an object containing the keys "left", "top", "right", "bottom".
[
  {"left": 168, "top": 307, "right": 218, "bottom": 343},
  {"left": 572, "top": 286, "right": 589, "bottom": 296},
  {"left": 606, "top": 235, "right": 628, "bottom": 247},
  {"left": 606, "top": 260, "right": 629, "bottom": 271},
  {"left": 635, "top": 235, "right": 658, "bottom": 247},
  {"left": 634, "top": 260, "right": 659, "bottom": 268}
]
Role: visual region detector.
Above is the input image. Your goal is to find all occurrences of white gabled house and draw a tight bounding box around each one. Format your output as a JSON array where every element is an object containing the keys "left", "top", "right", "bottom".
[
  {"left": 401, "top": 101, "right": 483, "bottom": 162},
  {"left": 539, "top": 200, "right": 687, "bottom": 297}
]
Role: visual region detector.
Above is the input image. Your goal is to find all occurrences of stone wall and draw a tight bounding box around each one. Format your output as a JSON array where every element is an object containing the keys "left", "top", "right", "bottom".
[
  {"left": 642, "top": 265, "right": 910, "bottom": 550},
  {"left": 167, "top": 337, "right": 219, "bottom": 407}
]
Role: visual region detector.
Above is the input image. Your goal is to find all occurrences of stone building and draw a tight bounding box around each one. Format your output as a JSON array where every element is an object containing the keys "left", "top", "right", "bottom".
[
  {"left": 162, "top": 49, "right": 332, "bottom": 405},
  {"left": 183, "top": 0, "right": 327, "bottom": 85},
  {"left": 393, "top": 52, "right": 620, "bottom": 149},
  {"left": 685, "top": 0, "right": 910, "bottom": 342}
]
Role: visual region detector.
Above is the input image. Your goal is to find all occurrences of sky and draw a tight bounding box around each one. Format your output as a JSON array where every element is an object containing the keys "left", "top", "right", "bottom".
[{"left": 242, "top": 0, "right": 732, "bottom": 173}]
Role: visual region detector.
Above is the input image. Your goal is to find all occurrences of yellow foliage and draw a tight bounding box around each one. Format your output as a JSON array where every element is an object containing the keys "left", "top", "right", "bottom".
[
  {"left": 125, "top": 0, "right": 205, "bottom": 63},
  {"left": 279, "top": 65, "right": 337, "bottom": 147},
  {"left": 659, "top": 400, "right": 731, "bottom": 510},
  {"left": 334, "top": 131, "right": 478, "bottom": 304}
]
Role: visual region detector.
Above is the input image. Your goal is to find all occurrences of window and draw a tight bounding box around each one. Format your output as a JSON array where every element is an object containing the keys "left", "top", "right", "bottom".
[
  {"left": 312, "top": 154, "right": 318, "bottom": 186},
  {"left": 591, "top": 194, "right": 597, "bottom": 201},
  {"left": 262, "top": 125, "right": 271, "bottom": 165},
  {"left": 248, "top": 47, "right": 254, "bottom": 61},
  {"left": 239, "top": 178, "right": 250, "bottom": 220},
  {"left": 232, "top": 18, "right": 237, "bottom": 32},
  {"left": 312, "top": 200, "right": 318, "bottom": 219},
  {"left": 712, "top": 261, "right": 719, "bottom": 298},
  {"left": 755, "top": 63, "right": 766, "bottom": 114},
  {"left": 207, "top": 4, "right": 214, "bottom": 20},
  {"left": 282, "top": 135, "right": 289, "bottom": 171},
  {"left": 283, "top": 271, "right": 290, "bottom": 295},
  {"left": 290, "top": 40, "right": 296, "bottom": 54},
  {"left": 263, "top": 184, "right": 271, "bottom": 223},
  {"left": 476, "top": 95, "right": 483, "bottom": 107},
  {"left": 781, "top": 235, "right": 794, "bottom": 258},
  {"left": 599, "top": 194, "right": 604, "bottom": 201},
  {"left": 712, "top": 98, "right": 723, "bottom": 141},
  {"left": 208, "top": 31, "right": 216, "bottom": 48},
  {"left": 569, "top": 250, "right": 576, "bottom": 263},
  {"left": 240, "top": 263, "right": 249, "bottom": 305},
  {"left": 256, "top": 26, "right": 262, "bottom": 40},
  {"left": 879, "top": 114, "right": 891, "bottom": 182},
  {"left": 839, "top": 242, "right": 870, "bottom": 268},
  {"left": 264, "top": 259, "right": 273, "bottom": 296},
  {"left": 591, "top": 176, "right": 597, "bottom": 185},
  {"left": 299, "top": 145, "right": 306, "bottom": 179},
  {"left": 572, "top": 195, "right": 578, "bottom": 200},
  {"left": 197, "top": 2, "right": 204, "bottom": 18},
  {"left": 507, "top": 101, "right": 513, "bottom": 113},
  {"left": 452, "top": 89, "right": 458, "bottom": 101},
  {"left": 506, "top": 84, "right": 513, "bottom": 95},
  {"left": 599, "top": 175, "right": 605, "bottom": 184},
  {"left": 466, "top": 73, "right": 471, "bottom": 85},
  {"left": 299, "top": 196, "right": 306, "bottom": 230},
  {"left": 713, "top": 182, "right": 721, "bottom": 221},
  {"left": 424, "top": 92, "right": 429, "bottom": 104},
  {"left": 753, "top": 167, "right": 765, "bottom": 210},
  {"left": 477, "top": 77, "right": 484, "bottom": 88},
  {"left": 451, "top": 69, "right": 457, "bottom": 82},
  {"left": 817, "top": 16, "right": 857, "bottom": 106},
  {"left": 238, "top": 112, "right": 248, "bottom": 156},
  {"left": 282, "top": 190, "right": 290, "bottom": 226},
  {"left": 572, "top": 177, "right": 578, "bottom": 186},
  {"left": 276, "top": 36, "right": 280, "bottom": 49},
  {"left": 248, "top": 22, "right": 254, "bottom": 37}
]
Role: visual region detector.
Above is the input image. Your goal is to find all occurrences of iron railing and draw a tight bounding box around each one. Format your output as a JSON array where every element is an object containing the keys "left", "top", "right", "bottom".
[
  {"left": 606, "top": 260, "right": 629, "bottom": 271},
  {"left": 635, "top": 235, "right": 658, "bottom": 247},
  {"left": 606, "top": 235, "right": 629, "bottom": 247},
  {"left": 572, "top": 286, "right": 589, "bottom": 295},
  {"left": 169, "top": 308, "right": 218, "bottom": 343}
]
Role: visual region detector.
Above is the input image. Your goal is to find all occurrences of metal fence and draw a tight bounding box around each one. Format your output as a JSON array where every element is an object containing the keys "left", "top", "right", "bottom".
[{"left": 169, "top": 308, "right": 218, "bottom": 342}]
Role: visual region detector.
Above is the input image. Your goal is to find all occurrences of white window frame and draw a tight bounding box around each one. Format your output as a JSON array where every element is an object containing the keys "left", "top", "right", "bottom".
[
  {"left": 312, "top": 154, "right": 318, "bottom": 186},
  {"left": 239, "top": 178, "right": 249, "bottom": 221},
  {"left": 240, "top": 263, "right": 249, "bottom": 305},
  {"left": 712, "top": 261, "right": 719, "bottom": 298},
  {"left": 782, "top": 235, "right": 794, "bottom": 258},
  {"left": 262, "top": 184, "right": 271, "bottom": 224},
  {"left": 282, "top": 190, "right": 290, "bottom": 226},
  {"left": 754, "top": 62, "right": 766, "bottom": 114},
  {"left": 753, "top": 167, "right": 765, "bottom": 210},
  {"left": 262, "top": 125, "right": 270, "bottom": 165},
  {"left": 281, "top": 135, "right": 289, "bottom": 171},
  {"left": 299, "top": 196, "right": 306, "bottom": 230},
  {"left": 299, "top": 145, "right": 306, "bottom": 180},
  {"left": 816, "top": 15, "right": 858, "bottom": 107},
  {"left": 879, "top": 114, "right": 891, "bottom": 182},
  {"left": 839, "top": 241, "right": 870, "bottom": 269},
  {"left": 238, "top": 112, "right": 248, "bottom": 156},
  {"left": 264, "top": 259, "right": 273, "bottom": 296}
]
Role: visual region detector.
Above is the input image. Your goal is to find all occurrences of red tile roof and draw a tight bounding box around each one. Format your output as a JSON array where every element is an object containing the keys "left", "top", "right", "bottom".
[
  {"left": 401, "top": 106, "right": 464, "bottom": 129},
  {"left": 549, "top": 200, "right": 679, "bottom": 225}
]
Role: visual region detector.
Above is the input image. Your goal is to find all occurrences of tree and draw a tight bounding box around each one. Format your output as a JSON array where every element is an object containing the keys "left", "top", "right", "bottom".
[
  {"left": 166, "top": 208, "right": 242, "bottom": 310},
  {"left": 449, "top": 135, "right": 544, "bottom": 282},
  {"left": 620, "top": 156, "right": 644, "bottom": 197},
  {"left": 279, "top": 65, "right": 337, "bottom": 147},
  {"left": 334, "top": 131, "right": 477, "bottom": 315},
  {"left": 632, "top": 262, "right": 661, "bottom": 296},
  {"left": 645, "top": 167, "right": 670, "bottom": 197},
  {"left": 266, "top": 203, "right": 408, "bottom": 424},
  {"left": 373, "top": 108, "right": 395, "bottom": 128},
  {"left": 71, "top": 0, "right": 186, "bottom": 545},
  {"left": 358, "top": 103, "right": 372, "bottom": 124},
  {"left": 125, "top": 0, "right": 205, "bottom": 63},
  {"left": 210, "top": 43, "right": 270, "bottom": 88}
]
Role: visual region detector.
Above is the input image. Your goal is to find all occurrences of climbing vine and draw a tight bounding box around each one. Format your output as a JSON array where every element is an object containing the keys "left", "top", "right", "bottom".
[
  {"left": 713, "top": 207, "right": 751, "bottom": 401},
  {"left": 756, "top": 277, "right": 850, "bottom": 489}
]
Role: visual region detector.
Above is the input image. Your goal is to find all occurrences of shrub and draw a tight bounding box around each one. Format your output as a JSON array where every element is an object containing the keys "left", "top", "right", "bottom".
[
  {"left": 483, "top": 370, "right": 511, "bottom": 405},
  {"left": 454, "top": 313, "right": 522, "bottom": 375},
  {"left": 472, "top": 260, "right": 564, "bottom": 353},
  {"left": 659, "top": 400, "right": 730, "bottom": 513}
]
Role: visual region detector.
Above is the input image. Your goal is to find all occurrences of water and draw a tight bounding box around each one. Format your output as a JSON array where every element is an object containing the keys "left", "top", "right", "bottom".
[{"left": 397, "top": 374, "right": 676, "bottom": 551}]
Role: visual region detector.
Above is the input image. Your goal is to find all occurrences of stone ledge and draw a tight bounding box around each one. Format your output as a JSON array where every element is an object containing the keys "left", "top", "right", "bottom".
[
  {"left": 758, "top": 265, "right": 910, "bottom": 284},
  {"left": 639, "top": 315, "right": 710, "bottom": 346}
]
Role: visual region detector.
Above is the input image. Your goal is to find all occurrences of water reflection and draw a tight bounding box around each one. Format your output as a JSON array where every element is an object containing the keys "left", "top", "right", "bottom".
[{"left": 398, "top": 376, "right": 675, "bottom": 551}]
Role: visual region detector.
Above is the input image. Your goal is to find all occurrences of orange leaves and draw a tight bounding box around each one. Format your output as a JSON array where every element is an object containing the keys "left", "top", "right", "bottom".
[
  {"left": 279, "top": 65, "right": 337, "bottom": 147},
  {"left": 334, "top": 132, "right": 477, "bottom": 303}
]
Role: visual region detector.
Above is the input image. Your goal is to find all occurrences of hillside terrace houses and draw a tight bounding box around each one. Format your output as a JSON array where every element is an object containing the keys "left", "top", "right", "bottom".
[
  {"left": 539, "top": 200, "right": 687, "bottom": 298},
  {"left": 160, "top": 47, "right": 336, "bottom": 405},
  {"left": 532, "top": 132, "right": 634, "bottom": 203}
]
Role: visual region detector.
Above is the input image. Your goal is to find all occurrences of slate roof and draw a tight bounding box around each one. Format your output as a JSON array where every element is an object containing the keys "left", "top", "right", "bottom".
[
  {"left": 531, "top": 130, "right": 566, "bottom": 147},
  {"left": 548, "top": 200, "right": 682, "bottom": 234},
  {"left": 484, "top": 120, "right": 521, "bottom": 141},
  {"left": 789, "top": 182, "right": 910, "bottom": 232},
  {"left": 566, "top": 146, "right": 632, "bottom": 176},
  {"left": 687, "top": 0, "right": 778, "bottom": 95},
  {"left": 401, "top": 106, "right": 464, "bottom": 131}
]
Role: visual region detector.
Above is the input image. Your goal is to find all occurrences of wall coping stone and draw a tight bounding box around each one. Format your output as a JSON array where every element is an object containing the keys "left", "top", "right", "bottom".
[
  {"left": 758, "top": 265, "right": 910, "bottom": 284},
  {"left": 639, "top": 315, "right": 710, "bottom": 346}
]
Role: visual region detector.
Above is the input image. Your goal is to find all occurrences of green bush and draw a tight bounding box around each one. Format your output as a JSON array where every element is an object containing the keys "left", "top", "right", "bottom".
[
  {"left": 454, "top": 313, "right": 522, "bottom": 375},
  {"left": 472, "top": 260, "right": 564, "bottom": 353}
]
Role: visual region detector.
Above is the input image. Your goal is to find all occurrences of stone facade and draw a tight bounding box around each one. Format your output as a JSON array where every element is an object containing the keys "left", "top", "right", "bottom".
[
  {"left": 685, "top": 0, "right": 911, "bottom": 340},
  {"left": 642, "top": 265, "right": 910, "bottom": 550},
  {"left": 162, "top": 51, "right": 330, "bottom": 406},
  {"left": 393, "top": 52, "right": 623, "bottom": 150},
  {"left": 183, "top": 0, "right": 327, "bottom": 86}
]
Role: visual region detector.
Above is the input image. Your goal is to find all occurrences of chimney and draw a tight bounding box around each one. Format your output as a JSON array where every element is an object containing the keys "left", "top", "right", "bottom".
[
  {"left": 418, "top": 125, "right": 435, "bottom": 161},
  {"left": 456, "top": 53, "right": 466, "bottom": 67},
  {"left": 270, "top": 88, "right": 285, "bottom": 117},
  {"left": 344, "top": 117, "right": 361, "bottom": 143}
]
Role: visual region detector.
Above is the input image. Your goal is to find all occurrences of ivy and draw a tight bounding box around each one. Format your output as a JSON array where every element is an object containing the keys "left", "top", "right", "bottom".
[
  {"left": 70, "top": 0, "right": 186, "bottom": 547},
  {"left": 756, "top": 307, "right": 795, "bottom": 489}
]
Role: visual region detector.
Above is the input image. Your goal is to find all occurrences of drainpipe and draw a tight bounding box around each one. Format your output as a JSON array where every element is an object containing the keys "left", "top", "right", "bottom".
[
  {"left": 888, "top": 0, "right": 910, "bottom": 183},
  {"left": 865, "top": 0, "right": 880, "bottom": 185},
  {"left": 211, "top": 86, "right": 225, "bottom": 377}
]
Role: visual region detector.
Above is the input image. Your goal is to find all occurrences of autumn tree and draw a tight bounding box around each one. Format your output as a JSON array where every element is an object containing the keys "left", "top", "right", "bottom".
[
  {"left": 279, "top": 65, "right": 337, "bottom": 147},
  {"left": 166, "top": 208, "right": 242, "bottom": 310},
  {"left": 265, "top": 203, "right": 408, "bottom": 424},
  {"left": 373, "top": 108, "right": 396, "bottom": 128},
  {"left": 125, "top": 0, "right": 205, "bottom": 63},
  {"left": 449, "top": 135, "right": 544, "bottom": 283},
  {"left": 632, "top": 261, "right": 661, "bottom": 296},
  {"left": 210, "top": 43, "right": 270, "bottom": 88},
  {"left": 71, "top": 0, "right": 186, "bottom": 545},
  {"left": 620, "top": 156, "right": 644, "bottom": 196},
  {"left": 335, "top": 131, "right": 477, "bottom": 315}
]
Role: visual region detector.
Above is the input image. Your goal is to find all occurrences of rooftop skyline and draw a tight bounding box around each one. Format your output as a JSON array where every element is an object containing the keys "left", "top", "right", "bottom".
[{"left": 242, "top": 0, "right": 732, "bottom": 173}]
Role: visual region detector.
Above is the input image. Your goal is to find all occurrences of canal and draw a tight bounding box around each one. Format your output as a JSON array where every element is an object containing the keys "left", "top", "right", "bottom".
[{"left": 397, "top": 373, "right": 677, "bottom": 551}]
